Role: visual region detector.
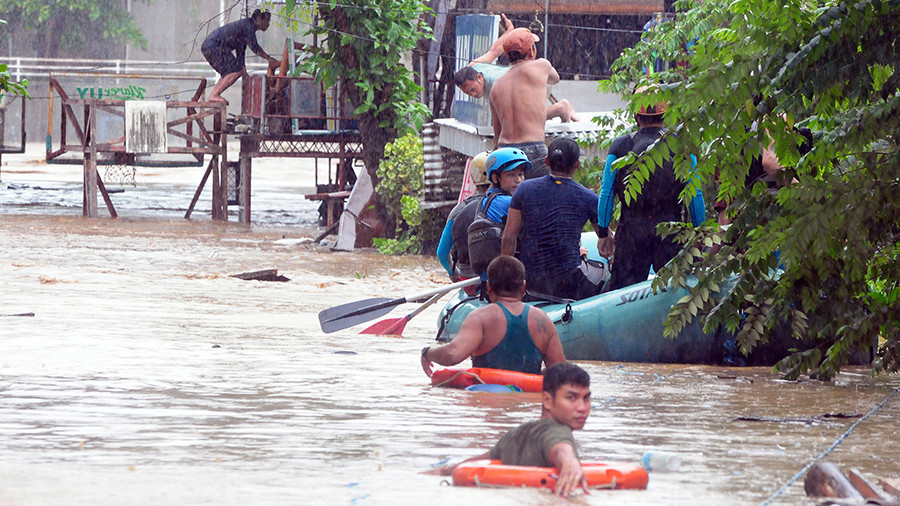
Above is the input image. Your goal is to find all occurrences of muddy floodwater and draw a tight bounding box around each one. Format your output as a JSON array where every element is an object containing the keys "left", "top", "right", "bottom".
[{"left": 1, "top": 147, "right": 898, "bottom": 505}]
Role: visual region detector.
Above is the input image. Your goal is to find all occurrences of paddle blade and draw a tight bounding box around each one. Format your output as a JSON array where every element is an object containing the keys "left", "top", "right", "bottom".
[
  {"left": 358, "top": 316, "right": 409, "bottom": 336},
  {"left": 318, "top": 297, "right": 398, "bottom": 333}
]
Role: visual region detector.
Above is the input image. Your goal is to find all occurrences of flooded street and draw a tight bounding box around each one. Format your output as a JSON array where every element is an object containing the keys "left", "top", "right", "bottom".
[{"left": 1, "top": 148, "right": 898, "bottom": 505}]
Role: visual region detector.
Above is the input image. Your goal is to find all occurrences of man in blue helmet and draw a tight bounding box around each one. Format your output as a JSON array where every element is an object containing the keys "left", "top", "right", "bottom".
[{"left": 467, "top": 147, "right": 530, "bottom": 277}]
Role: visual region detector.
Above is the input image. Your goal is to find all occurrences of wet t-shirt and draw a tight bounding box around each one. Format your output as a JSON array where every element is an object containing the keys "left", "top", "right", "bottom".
[{"left": 489, "top": 418, "right": 578, "bottom": 467}]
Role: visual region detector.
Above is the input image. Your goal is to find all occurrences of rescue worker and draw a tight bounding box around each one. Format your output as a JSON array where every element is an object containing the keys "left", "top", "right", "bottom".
[{"left": 596, "top": 86, "right": 706, "bottom": 291}]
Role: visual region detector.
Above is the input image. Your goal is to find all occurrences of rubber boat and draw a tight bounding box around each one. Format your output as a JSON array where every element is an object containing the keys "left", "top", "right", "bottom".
[
  {"left": 437, "top": 233, "right": 796, "bottom": 365},
  {"left": 452, "top": 459, "right": 649, "bottom": 490},
  {"left": 431, "top": 367, "right": 543, "bottom": 392}
]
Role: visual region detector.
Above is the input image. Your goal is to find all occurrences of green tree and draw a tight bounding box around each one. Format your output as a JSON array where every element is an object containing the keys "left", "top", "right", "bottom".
[
  {"left": 0, "top": 0, "right": 147, "bottom": 58},
  {"left": 273, "top": 0, "right": 431, "bottom": 230},
  {"left": 1, "top": 20, "right": 28, "bottom": 97},
  {"left": 597, "top": 0, "right": 900, "bottom": 378}
]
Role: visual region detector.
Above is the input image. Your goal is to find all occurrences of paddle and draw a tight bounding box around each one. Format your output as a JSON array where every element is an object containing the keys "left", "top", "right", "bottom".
[
  {"left": 358, "top": 291, "right": 446, "bottom": 336},
  {"left": 318, "top": 277, "right": 480, "bottom": 333}
]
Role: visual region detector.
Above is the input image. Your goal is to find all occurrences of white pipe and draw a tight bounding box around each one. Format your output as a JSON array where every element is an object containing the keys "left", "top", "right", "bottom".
[{"left": 544, "top": 0, "right": 549, "bottom": 59}]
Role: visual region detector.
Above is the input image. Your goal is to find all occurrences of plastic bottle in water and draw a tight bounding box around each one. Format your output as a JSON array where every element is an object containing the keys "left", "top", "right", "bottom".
[{"left": 641, "top": 451, "right": 682, "bottom": 472}]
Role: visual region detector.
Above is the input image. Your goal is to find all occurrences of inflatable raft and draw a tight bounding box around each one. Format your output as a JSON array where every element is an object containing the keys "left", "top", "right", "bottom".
[
  {"left": 431, "top": 367, "right": 543, "bottom": 392},
  {"left": 452, "top": 459, "right": 649, "bottom": 490},
  {"left": 436, "top": 233, "right": 800, "bottom": 365}
]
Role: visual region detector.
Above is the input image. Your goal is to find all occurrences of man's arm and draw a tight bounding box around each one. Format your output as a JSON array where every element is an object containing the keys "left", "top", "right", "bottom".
[
  {"left": 548, "top": 442, "right": 588, "bottom": 497},
  {"left": 470, "top": 14, "right": 514, "bottom": 65},
  {"left": 533, "top": 310, "right": 565, "bottom": 367},
  {"left": 537, "top": 59, "right": 561, "bottom": 85},
  {"left": 436, "top": 218, "right": 456, "bottom": 277},
  {"left": 421, "top": 309, "right": 486, "bottom": 376},
  {"left": 420, "top": 451, "right": 492, "bottom": 476},
  {"left": 500, "top": 208, "right": 522, "bottom": 256}
]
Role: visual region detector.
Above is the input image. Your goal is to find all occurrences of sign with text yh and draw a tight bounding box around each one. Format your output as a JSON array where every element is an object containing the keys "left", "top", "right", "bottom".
[{"left": 453, "top": 14, "right": 499, "bottom": 128}]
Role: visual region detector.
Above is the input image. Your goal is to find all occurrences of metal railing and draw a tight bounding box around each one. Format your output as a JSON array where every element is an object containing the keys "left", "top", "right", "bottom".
[{"left": 3, "top": 56, "right": 270, "bottom": 82}]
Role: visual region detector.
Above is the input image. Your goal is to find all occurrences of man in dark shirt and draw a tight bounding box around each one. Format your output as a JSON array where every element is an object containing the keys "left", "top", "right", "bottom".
[
  {"left": 596, "top": 86, "right": 706, "bottom": 291},
  {"left": 501, "top": 137, "right": 602, "bottom": 300},
  {"left": 201, "top": 9, "right": 280, "bottom": 104},
  {"left": 429, "top": 362, "right": 592, "bottom": 497}
]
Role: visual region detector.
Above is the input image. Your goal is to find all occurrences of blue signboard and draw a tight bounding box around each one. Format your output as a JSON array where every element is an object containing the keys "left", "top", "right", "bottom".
[{"left": 453, "top": 14, "right": 499, "bottom": 127}]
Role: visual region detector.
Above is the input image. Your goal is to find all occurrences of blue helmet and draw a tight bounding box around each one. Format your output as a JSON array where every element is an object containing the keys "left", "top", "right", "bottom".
[{"left": 485, "top": 148, "right": 532, "bottom": 182}]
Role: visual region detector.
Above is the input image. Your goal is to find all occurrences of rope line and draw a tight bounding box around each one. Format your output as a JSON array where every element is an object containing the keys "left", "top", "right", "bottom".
[{"left": 759, "top": 387, "right": 899, "bottom": 506}]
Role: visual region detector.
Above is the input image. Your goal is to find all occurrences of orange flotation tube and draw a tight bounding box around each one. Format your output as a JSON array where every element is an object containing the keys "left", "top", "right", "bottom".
[
  {"left": 431, "top": 367, "right": 543, "bottom": 392},
  {"left": 452, "top": 459, "right": 649, "bottom": 490}
]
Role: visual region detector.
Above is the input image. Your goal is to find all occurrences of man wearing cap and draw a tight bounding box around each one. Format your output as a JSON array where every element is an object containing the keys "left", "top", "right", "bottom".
[
  {"left": 436, "top": 152, "right": 492, "bottom": 284},
  {"left": 454, "top": 15, "right": 578, "bottom": 127},
  {"left": 596, "top": 86, "right": 706, "bottom": 291},
  {"left": 489, "top": 27, "right": 562, "bottom": 179}
]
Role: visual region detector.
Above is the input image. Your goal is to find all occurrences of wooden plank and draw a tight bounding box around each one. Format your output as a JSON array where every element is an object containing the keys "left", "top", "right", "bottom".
[
  {"left": 847, "top": 469, "right": 885, "bottom": 500},
  {"left": 879, "top": 477, "right": 900, "bottom": 496}
]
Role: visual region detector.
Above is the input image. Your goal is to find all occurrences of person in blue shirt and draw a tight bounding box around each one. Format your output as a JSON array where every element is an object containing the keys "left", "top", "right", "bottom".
[
  {"left": 501, "top": 137, "right": 602, "bottom": 300},
  {"left": 436, "top": 152, "right": 491, "bottom": 282},
  {"left": 467, "top": 147, "right": 530, "bottom": 279},
  {"left": 201, "top": 9, "right": 280, "bottom": 104},
  {"left": 596, "top": 87, "right": 705, "bottom": 292}
]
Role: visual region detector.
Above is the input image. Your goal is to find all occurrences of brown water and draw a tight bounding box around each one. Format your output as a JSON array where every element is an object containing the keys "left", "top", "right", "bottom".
[{"left": 2, "top": 154, "right": 899, "bottom": 505}]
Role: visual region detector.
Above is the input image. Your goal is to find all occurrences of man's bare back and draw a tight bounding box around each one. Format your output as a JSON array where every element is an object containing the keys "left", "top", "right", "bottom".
[{"left": 490, "top": 58, "right": 560, "bottom": 148}]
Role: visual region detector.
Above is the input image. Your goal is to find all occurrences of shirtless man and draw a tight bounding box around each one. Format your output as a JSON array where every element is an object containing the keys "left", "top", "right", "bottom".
[
  {"left": 489, "top": 28, "right": 561, "bottom": 179},
  {"left": 420, "top": 255, "right": 565, "bottom": 376},
  {"left": 454, "top": 15, "right": 577, "bottom": 126}
]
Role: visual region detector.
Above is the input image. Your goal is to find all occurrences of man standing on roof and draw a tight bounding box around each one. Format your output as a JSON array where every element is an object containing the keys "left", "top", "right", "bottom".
[
  {"left": 201, "top": 9, "right": 281, "bottom": 104},
  {"left": 501, "top": 137, "right": 603, "bottom": 300},
  {"left": 454, "top": 14, "right": 578, "bottom": 126},
  {"left": 436, "top": 151, "right": 491, "bottom": 286},
  {"left": 421, "top": 256, "right": 565, "bottom": 376},
  {"left": 596, "top": 86, "right": 706, "bottom": 292},
  {"left": 425, "top": 362, "right": 591, "bottom": 497},
  {"left": 488, "top": 28, "right": 562, "bottom": 179}
]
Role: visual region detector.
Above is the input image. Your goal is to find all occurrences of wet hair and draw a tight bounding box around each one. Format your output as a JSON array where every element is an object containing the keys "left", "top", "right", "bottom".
[
  {"left": 487, "top": 255, "right": 526, "bottom": 295},
  {"left": 547, "top": 137, "right": 580, "bottom": 175},
  {"left": 506, "top": 50, "right": 528, "bottom": 63},
  {"left": 454, "top": 66, "right": 482, "bottom": 87},
  {"left": 543, "top": 362, "right": 590, "bottom": 396},
  {"left": 250, "top": 9, "right": 271, "bottom": 21}
]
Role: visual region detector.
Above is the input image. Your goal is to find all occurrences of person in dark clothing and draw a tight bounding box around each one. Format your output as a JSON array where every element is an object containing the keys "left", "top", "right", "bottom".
[
  {"left": 427, "top": 362, "right": 592, "bottom": 497},
  {"left": 596, "top": 86, "right": 706, "bottom": 292},
  {"left": 420, "top": 256, "right": 564, "bottom": 376},
  {"left": 501, "top": 137, "right": 603, "bottom": 300},
  {"left": 201, "top": 9, "right": 280, "bottom": 104}
]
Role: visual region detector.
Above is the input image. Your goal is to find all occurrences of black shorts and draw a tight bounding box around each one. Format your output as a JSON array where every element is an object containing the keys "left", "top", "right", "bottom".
[{"left": 201, "top": 40, "right": 244, "bottom": 76}]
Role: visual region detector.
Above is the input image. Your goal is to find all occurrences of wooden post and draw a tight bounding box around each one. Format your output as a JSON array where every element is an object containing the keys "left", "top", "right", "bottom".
[
  {"left": 83, "top": 103, "right": 98, "bottom": 218},
  {"left": 239, "top": 141, "right": 253, "bottom": 224}
]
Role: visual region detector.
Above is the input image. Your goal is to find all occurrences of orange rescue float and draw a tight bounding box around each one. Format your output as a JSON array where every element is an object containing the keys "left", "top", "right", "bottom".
[
  {"left": 430, "top": 367, "right": 543, "bottom": 392},
  {"left": 452, "top": 459, "right": 649, "bottom": 490}
]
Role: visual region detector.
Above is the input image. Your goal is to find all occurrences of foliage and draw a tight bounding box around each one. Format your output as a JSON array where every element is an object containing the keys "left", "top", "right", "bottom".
[
  {"left": 0, "top": 0, "right": 148, "bottom": 58},
  {"left": 0, "top": 21, "right": 28, "bottom": 97},
  {"left": 598, "top": 0, "right": 900, "bottom": 378},
  {"left": 273, "top": 0, "right": 432, "bottom": 223},
  {"left": 373, "top": 133, "right": 424, "bottom": 254}
]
